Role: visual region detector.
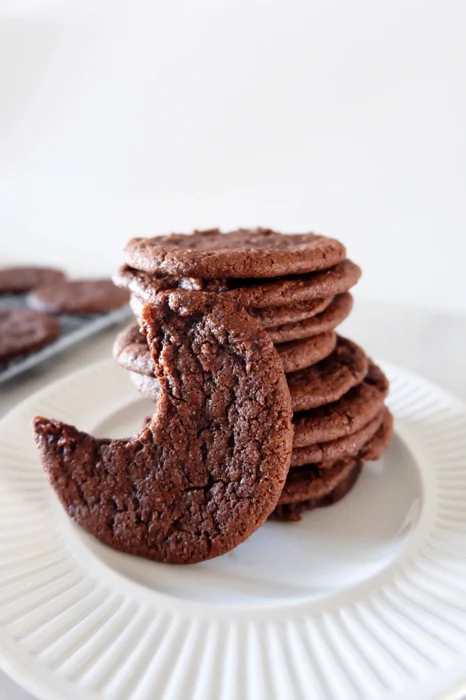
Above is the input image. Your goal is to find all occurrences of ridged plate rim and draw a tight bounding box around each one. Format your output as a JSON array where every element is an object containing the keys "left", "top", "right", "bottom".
[{"left": 0, "top": 358, "right": 465, "bottom": 700}]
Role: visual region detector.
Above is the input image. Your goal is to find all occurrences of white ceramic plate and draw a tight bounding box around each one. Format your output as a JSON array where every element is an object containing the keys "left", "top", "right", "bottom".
[{"left": 0, "top": 360, "right": 466, "bottom": 700}]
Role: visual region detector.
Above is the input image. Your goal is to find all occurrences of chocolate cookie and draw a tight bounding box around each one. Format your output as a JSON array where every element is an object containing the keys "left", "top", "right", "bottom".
[
  {"left": 359, "top": 408, "right": 394, "bottom": 461},
  {"left": 0, "top": 266, "right": 66, "bottom": 294},
  {"left": 288, "top": 336, "right": 368, "bottom": 412},
  {"left": 293, "top": 362, "right": 389, "bottom": 447},
  {"left": 249, "top": 296, "right": 333, "bottom": 329},
  {"left": 129, "top": 371, "right": 160, "bottom": 402},
  {"left": 129, "top": 294, "right": 145, "bottom": 320},
  {"left": 276, "top": 331, "right": 337, "bottom": 374},
  {"left": 267, "top": 293, "right": 353, "bottom": 344},
  {"left": 33, "top": 292, "right": 293, "bottom": 565},
  {"left": 228, "top": 259, "right": 361, "bottom": 309},
  {"left": 291, "top": 408, "right": 386, "bottom": 467},
  {"left": 28, "top": 279, "right": 129, "bottom": 314},
  {"left": 124, "top": 228, "right": 346, "bottom": 279},
  {"left": 117, "top": 258, "right": 361, "bottom": 310},
  {"left": 131, "top": 340, "right": 370, "bottom": 413},
  {"left": 0, "top": 309, "right": 61, "bottom": 361},
  {"left": 280, "top": 409, "right": 392, "bottom": 507},
  {"left": 272, "top": 463, "right": 363, "bottom": 521},
  {"left": 113, "top": 323, "right": 153, "bottom": 376},
  {"left": 278, "top": 456, "right": 359, "bottom": 506},
  {"left": 129, "top": 291, "right": 332, "bottom": 330},
  {"left": 115, "top": 323, "right": 337, "bottom": 377},
  {"left": 113, "top": 265, "right": 227, "bottom": 297}
]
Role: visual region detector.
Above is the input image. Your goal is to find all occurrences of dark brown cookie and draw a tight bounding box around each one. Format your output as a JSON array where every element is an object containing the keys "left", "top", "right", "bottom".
[
  {"left": 0, "top": 309, "right": 61, "bottom": 361},
  {"left": 117, "top": 259, "right": 361, "bottom": 310},
  {"left": 288, "top": 336, "right": 368, "bottom": 412},
  {"left": 130, "top": 292, "right": 333, "bottom": 331},
  {"left": 249, "top": 296, "right": 333, "bottom": 329},
  {"left": 129, "top": 293, "right": 145, "bottom": 319},
  {"left": 33, "top": 292, "right": 293, "bottom": 565},
  {"left": 293, "top": 362, "right": 389, "bottom": 447},
  {"left": 276, "top": 331, "right": 337, "bottom": 374},
  {"left": 359, "top": 408, "right": 394, "bottom": 461},
  {"left": 130, "top": 341, "right": 370, "bottom": 415},
  {"left": 271, "top": 463, "right": 363, "bottom": 521},
  {"left": 113, "top": 265, "right": 227, "bottom": 297},
  {"left": 228, "top": 259, "right": 360, "bottom": 308},
  {"left": 28, "top": 279, "right": 129, "bottom": 314},
  {"left": 279, "top": 408, "right": 392, "bottom": 507},
  {"left": 129, "top": 371, "right": 160, "bottom": 402},
  {"left": 115, "top": 323, "right": 337, "bottom": 377},
  {"left": 267, "top": 293, "right": 353, "bottom": 344},
  {"left": 0, "top": 266, "right": 66, "bottom": 294},
  {"left": 113, "top": 323, "right": 153, "bottom": 376},
  {"left": 278, "top": 456, "right": 358, "bottom": 505},
  {"left": 291, "top": 408, "right": 386, "bottom": 467},
  {"left": 124, "top": 228, "right": 346, "bottom": 279}
]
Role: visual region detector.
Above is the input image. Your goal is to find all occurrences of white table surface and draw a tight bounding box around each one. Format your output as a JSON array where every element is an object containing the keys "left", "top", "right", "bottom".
[{"left": 0, "top": 300, "right": 465, "bottom": 700}]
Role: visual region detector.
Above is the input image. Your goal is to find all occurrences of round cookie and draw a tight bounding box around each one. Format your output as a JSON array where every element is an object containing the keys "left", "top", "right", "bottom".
[
  {"left": 0, "top": 309, "right": 61, "bottom": 362},
  {"left": 117, "top": 258, "right": 361, "bottom": 310},
  {"left": 228, "top": 259, "right": 361, "bottom": 309},
  {"left": 249, "top": 296, "right": 333, "bottom": 329},
  {"left": 288, "top": 336, "right": 368, "bottom": 412},
  {"left": 271, "top": 463, "right": 363, "bottom": 521},
  {"left": 124, "top": 228, "right": 347, "bottom": 279},
  {"left": 291, "top": 408, "right": 386, "bottom": 467},
  {"left": 279, "top": 409, "right": 392, "bottom": 507},
  {"left": 129, "top": 370, "right": 160, "bottom": 402},
  {"left": 115, "top": 323, "right": 338, "bottom": 377},
  {"left": 0, "top": 266, "right": 66, "bottom": 294},
  {"left": 28, "top": 279, "right": 129, "bottom": 314},
  {"left": 293, "top": 362, "right": 389, "bottom": 447},
  {"left": 276, "top": 331, "right": 337, "bottom": 374},
  {"left": 267, "top": 293, "right": 353, "bottom": 344},
  {"left": 113, "top": 323, "right": 153, "bottom": 376},
  {"left": 278, "top": 457, "right": 358, "bottom": 505},
  {"left": 129, "top": 340, "right": 369, "bottom": 414},
  {"left": 113, "top": 265, "right": 227, "bottom": 297},
  {"left": 128, "top": 289, "right": 333, "bottom": 331},
  {"left": 359, "top": 408, "right": 394, "bottom": 461},
  {"left": 129, "top": 293, "right": 145, "bottom": 319},
  {"left": 34, "top": 292, "right": 294, "bottom": 565}
]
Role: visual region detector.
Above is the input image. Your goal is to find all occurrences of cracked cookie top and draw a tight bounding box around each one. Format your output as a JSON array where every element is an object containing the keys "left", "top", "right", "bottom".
[
  {"left": 293, "top": 362, "right": 389, "bottom": 447},
  {"left": 124, "top": 228, "right": 346, "bottom": 279},
  {"left": 33, "top": 291, "right": 293, "bottom": 564}
]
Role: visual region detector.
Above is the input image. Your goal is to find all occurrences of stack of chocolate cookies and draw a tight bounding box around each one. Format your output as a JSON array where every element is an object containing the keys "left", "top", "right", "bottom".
[{"left": 113, "top": 229, "right": 393, "bottom": 521}]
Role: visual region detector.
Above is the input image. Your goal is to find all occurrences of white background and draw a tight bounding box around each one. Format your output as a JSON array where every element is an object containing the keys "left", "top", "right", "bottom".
[
  {"left": 0, "top": 0, "right": 466, "bottom": 313},
  {"left": 0, "top": 5, "right": 466, "bottom": 698}
]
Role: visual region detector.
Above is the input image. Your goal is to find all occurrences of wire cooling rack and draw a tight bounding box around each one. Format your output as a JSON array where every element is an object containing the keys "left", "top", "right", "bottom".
[{"left": 0, "top": 293, "right": 132, "bottom": 385}]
